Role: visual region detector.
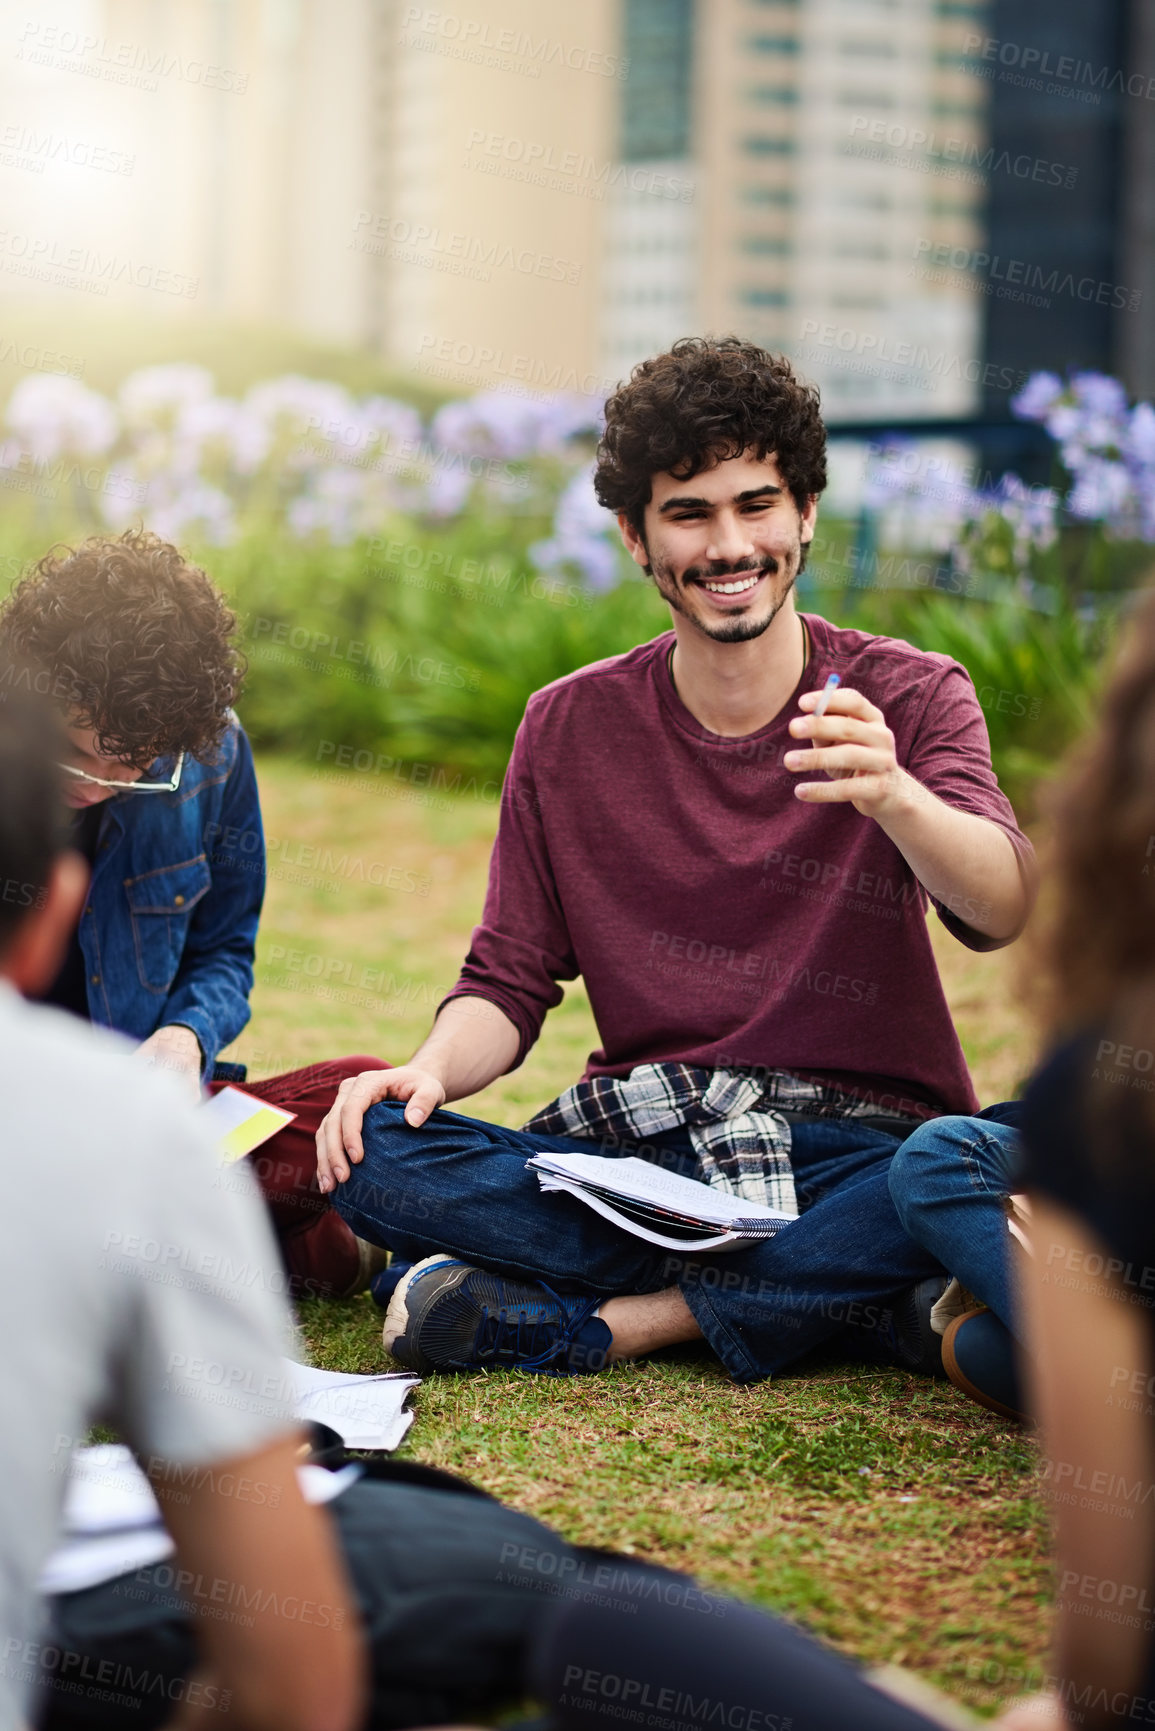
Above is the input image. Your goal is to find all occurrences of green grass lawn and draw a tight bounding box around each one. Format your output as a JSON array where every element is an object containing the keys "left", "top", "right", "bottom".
[{"left": 226, "top": 755, "right": 1051, "bottom": 1720}]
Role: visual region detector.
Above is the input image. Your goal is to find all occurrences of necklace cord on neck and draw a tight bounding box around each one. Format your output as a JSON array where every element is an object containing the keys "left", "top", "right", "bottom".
[{"left": 666, "top": 615, "right": 811, "bottom": 693}]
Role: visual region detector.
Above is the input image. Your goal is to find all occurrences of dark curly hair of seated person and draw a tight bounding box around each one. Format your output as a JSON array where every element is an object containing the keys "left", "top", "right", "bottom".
[
  {"left": 593, "top": 337, "right": 828, "bottom": 538},
  {"left": 0, "top": 528, "right": 244, "bottom": 766}
]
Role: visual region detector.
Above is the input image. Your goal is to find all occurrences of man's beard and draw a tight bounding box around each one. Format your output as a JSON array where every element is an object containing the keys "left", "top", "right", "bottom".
[{"left": 647, "top": 552, "right": 798, "bottom": 643}]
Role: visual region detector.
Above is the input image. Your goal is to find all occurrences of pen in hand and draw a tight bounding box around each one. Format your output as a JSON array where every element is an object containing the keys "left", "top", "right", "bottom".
[{"left": 813, "top": 673, "right": 840, "bottom": 717}]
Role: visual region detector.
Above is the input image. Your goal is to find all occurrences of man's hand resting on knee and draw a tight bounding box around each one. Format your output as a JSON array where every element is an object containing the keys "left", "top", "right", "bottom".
[
  {"left": 316, "top": 1066, "right": 447, "bottom": 1190},
  {"left": 315, "top": 997, "right": 520, "bottom": 1192}
]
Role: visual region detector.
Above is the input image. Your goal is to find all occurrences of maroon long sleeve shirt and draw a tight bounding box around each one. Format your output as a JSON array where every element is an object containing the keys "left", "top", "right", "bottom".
[{"left": 443, "top": 616, "right": 1034, "bottom": 1119}]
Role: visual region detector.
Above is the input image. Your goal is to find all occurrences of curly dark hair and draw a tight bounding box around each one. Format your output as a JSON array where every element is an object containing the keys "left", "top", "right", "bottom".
[
  {"left": 594, "top": 337, "right": 828, "bottom": 536},
  {"left": 0, "top": 529, "right": 243, "bottom": 765}
]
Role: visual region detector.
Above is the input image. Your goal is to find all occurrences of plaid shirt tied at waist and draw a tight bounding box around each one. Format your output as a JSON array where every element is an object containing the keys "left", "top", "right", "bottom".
[{"left": 523, "top": 1063, "right": 906, "bottom": 1219}]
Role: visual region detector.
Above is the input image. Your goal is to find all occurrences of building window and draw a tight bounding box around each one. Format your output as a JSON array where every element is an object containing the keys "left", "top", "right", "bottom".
[
  {"left": 621, "top": 0, "right": 695, "bottom": 161},
  {"left": 931, "top": 99, "right": 985, "bottom": 117},
  {"left": 741, "top": 185, "right": 796, "bottom": 204},
  {"left": 742, "top": 136, "right": 797, "bottom": 155},
  {"left": 740, "top": 288, "right": 791, "bottom": 306},
  {"left": 741, "top": 236, "right": 790, "bottom": 254},
  {"left": 837, "top": 91, "right": 897, "bottom": 107},
  {"left": 747, "top": 35, "right": 800, "bottom": 53},
  {"left": 746, "top": 85, "right": 799, "bottom": 103}
]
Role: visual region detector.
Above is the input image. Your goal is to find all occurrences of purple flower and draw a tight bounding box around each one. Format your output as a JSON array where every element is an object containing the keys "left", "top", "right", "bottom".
[
  {"left": 431, "top": 389, "right": 599, "bottom": 461},
  {"left": 530, "top": 533, "right": 619, "bottom": 591},
  {"left": 1126, "top": 402, "right": 1155, "bottom": 467},
  {"left": 1067, "top": 457, "right": 1133, "bottom": 523},
  {"left": 100, "top": 476, "right": 236, "bottom": 545},
  {"left": 6, "top": 376, "right": 117, "bottom": 462},
  {"left": 240, "top": 375, "right": 359, "bottom": 475},
  {"left": 360, "top": 396, "right": 423, "bottom": 454},
  {"left": 990, "top": 473, "right": 1058, "bottom": 553},
  {"left": 1010, "top": 372, "right": 1064, "bottom": 422},
  {"left": 530, "top": 465, "right": 621, "bottom": 590},
  {"left": 120, "top": 364, "right": 215, "bottom": 429},
  {"left": 1070, "top": 371, "right": 1129, "bottom": 420},
  {"left": 422, "top": 465, "right": 473, "bottom": 519},
  {"left": 287, "top": 468, "right": 370, "bottom": 544}
]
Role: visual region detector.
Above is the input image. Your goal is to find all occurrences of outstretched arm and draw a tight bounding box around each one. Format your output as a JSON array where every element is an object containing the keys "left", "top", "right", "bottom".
[{"left": 786, "top": 685, "right": 1034, "bottom": 942}]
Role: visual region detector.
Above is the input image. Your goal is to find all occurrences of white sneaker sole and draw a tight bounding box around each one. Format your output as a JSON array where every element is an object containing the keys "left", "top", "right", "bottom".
[{"left": 381, "top": 1253, "right": 469, "bottom": 1358}]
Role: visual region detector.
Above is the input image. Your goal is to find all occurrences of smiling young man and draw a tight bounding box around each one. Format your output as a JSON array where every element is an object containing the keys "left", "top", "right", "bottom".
[{"left": 315, "top": 337, "right": 1035, "bottom": 1384}]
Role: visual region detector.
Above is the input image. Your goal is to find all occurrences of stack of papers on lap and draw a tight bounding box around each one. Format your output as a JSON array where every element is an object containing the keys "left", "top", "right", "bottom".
[{"left": 526, "top": 1152, "right": 792, "bottom": 1251}]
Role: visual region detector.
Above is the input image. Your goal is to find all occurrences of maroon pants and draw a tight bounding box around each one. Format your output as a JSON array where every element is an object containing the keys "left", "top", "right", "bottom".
[{"left": 210, "top": 1055, "right": 389, "bottom": 1299}]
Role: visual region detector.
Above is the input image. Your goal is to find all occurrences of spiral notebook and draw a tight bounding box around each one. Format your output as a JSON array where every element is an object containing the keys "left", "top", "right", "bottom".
[{"left": 526, "top": 1151, "right": 793, "bottom": 1252}]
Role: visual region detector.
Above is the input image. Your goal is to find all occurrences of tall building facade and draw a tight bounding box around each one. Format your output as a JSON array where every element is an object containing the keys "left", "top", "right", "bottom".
[
  {"left": 980, "top": 0, "right": 1155, "bottom": 410},
  {"left": 93, "top": 0, "right": 395, "bottom": 342},
  {"left": 599, "top": 0, "right": 698, "bottom": 383},
  {"left": 38, "top": 0, "right": 1015, "bottom": 420},
  {"left": 600, "top": 0, "right": 994, "bottom": 418}
]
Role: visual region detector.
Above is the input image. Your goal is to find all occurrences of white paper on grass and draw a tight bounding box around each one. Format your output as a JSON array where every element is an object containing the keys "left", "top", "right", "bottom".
[
  {"left": 282, "top": 1360, "right": 419, "bottom": 1452},
  {"left": 40, "top": 1524, "right": 176, "bottom": 1596},
  {"left": 41, "top": 1455, "right": 362, "bottom": 1596},
  {"left": 528, "top": 1152, "right": 792, "bottom": 1251},
  {"left": 59, "top": 1442, "right": 161, "bottom": 1535},
  {"left": 39, "top": 1362, "right": 420, "bottom": 1595}
]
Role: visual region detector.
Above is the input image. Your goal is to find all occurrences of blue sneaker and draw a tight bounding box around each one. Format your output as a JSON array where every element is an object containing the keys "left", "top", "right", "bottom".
[{"left": 382, "top": 1255, "right": 612, "bottom": 1376}]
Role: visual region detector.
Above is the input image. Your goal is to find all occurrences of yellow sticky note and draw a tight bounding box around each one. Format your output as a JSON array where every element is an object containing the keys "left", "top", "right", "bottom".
[{"left": 219, "top": 1105, "right": 295, "bottom": 1162}]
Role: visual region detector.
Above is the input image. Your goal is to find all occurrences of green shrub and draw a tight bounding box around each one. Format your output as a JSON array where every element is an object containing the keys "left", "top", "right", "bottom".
[{"left": 0, "top": 494, "right": 1110, "bottom": 812}]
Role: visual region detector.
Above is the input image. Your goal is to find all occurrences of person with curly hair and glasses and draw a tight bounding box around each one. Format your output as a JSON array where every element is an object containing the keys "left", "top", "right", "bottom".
[
  {"left": 0, "top": 528, "right": 387, "bottom": 1299},
  {"left": 315, "top": 337, "right": 1037, "bottom": 1386}
]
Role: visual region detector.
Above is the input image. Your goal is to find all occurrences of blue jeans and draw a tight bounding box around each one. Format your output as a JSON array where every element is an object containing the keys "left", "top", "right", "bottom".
[
  {"left": 333, "top": 1102, "right": 945, "bottom": 1383},
  {"left": 886, "top": 1103, "right": 1022, "bottom": 1338}
]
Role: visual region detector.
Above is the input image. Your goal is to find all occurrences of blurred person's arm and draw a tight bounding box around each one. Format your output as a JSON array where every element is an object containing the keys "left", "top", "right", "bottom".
[
  {"left": 317, "top": 995, "right": 520, "bottom": 1189},
  {"left": 105, "top": 1065, "right": 363, "bottom": 1727},
  {"left": 151, "top": 1430, "right": 363, "bottom": 1731},
  {"left": 1007, "top": 1197, "right": 1155, "bottom": 1728},
  {"left": 152, "top": 723, "right": 266, "bottom": 1079}
]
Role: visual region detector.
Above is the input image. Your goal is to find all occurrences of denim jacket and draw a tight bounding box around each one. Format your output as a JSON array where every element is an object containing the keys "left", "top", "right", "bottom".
[{"left": 79, "top": 718, "right": 265, "bottom": 1078}]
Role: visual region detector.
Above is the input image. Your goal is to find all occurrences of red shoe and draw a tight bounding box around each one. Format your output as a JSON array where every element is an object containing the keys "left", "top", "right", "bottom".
[{"left": 281, "top": 1212, "right": 389, "bottom": 1300}]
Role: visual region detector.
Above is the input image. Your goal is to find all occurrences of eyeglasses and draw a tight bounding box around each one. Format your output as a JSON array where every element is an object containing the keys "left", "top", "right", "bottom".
[{"left": 58, "top": 751, "right": 185, "bottom": 794}]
